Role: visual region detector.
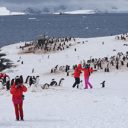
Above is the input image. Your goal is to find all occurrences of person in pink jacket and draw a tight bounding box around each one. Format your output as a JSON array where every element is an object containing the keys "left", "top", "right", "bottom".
[{"left": 81, "top": 64, "right": 94, "bottom": 89}]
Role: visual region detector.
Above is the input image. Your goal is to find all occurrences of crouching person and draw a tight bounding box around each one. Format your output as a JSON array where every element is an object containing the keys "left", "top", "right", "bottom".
[{"left": 10, "top": 77, "right": 27, "bottom": 121}]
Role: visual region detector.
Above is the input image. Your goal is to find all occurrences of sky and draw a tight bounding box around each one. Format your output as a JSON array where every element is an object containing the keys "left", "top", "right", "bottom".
[{"left": 0, "top": 0, "right": 128, "bottom": 12}]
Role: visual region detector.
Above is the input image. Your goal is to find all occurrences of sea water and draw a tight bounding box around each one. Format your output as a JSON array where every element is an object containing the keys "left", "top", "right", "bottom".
[{"left": 0, "top": 13, "right": 128, "bottom": 47}]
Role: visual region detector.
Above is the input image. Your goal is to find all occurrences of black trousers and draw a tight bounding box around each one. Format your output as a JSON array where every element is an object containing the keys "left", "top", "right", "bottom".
[{"left": 72, "top": 78, "right": 80, "bottom": 88}]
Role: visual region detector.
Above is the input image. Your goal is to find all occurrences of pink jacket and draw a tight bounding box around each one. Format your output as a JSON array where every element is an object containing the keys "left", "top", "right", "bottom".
[{"left": 81, "top": 67, "right": 94, "bottom": 78}]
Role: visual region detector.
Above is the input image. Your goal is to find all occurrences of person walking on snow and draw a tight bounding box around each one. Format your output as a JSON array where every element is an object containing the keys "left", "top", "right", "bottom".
[
  {"left": 72, "top": 64, "right": 82, "bottom": 88},
  {"left": 81, "top": 64, "right": 95, "bottom": 89},
  {"left": 10, "top": 77, "right": 27, "bottom": 121}
]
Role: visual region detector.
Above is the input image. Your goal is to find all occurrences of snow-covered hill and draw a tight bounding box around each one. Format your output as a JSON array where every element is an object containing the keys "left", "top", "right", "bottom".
[
  {"left": 0, "top": 35, "right": 128, "bottom": 128},
  {"left": 0, "top": 7, "right": 25, "bottom": 16},
  {"left": 54, "top": 9, "right": 96, "bottom": 14}
]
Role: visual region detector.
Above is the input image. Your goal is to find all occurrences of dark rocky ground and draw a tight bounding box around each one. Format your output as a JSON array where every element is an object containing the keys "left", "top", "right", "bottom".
[{"left": 0, "top": 53, "right": 13, "bottom": 71}]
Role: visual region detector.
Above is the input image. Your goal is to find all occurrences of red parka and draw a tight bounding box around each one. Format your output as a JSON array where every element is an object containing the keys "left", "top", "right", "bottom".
[
  {"left": 74, "top": 64, "right": 82, "bottom": 78},
  {"left": 0, "top": 73, "right": 8, "bottom": 79},
  {"left": 10, "top": 83, "right": 27, "bottom": 104},
  {"left": 81, "top": 67, "right": 94, "bottom": 79}
]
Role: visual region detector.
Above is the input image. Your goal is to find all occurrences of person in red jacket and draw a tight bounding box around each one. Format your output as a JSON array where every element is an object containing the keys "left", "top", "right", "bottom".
[
  {"left": 81, "top": 64, "right": 94, "bottom": 89},
  {"left": 72, "top": 64, "right": 82, "bottom": 88},
  {"left": 10, "top": 77, "right": 27, "bottom": 121}
]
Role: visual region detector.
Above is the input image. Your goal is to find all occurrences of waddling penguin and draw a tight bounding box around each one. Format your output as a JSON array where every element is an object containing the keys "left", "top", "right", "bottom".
[{"left": 101, "top": 81, "right": 106, "bottom": 88}]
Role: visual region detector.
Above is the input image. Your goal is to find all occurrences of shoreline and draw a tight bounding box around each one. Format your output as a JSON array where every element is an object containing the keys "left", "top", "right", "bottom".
[
  {"left": 0, "top": 34, "right": 121, "bottom": 48},
  {"left": 1, "top": 34, "right": 128, "bottom": 74}
]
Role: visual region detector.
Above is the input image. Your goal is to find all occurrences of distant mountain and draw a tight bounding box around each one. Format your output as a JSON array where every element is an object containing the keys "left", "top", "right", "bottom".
[
  {"left": 23, "top": 7, "right": 128, "bottom": 15},
  {"left": 24, "top": 7, "right": 42, "bottom": 15},
  {"left": 0, "top": 6, "right": 25, "bottom": 16},
  {"left": 24, "top": 6, "right": 67, "bottom": 14},
  {"left": 95, "top": 7, "right": 128, "bottom": 13}
]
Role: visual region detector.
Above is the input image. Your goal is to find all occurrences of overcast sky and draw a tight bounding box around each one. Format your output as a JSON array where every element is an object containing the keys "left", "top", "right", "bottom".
[{"left": 0, "top": 0, "right": 128, "bottom": 12}]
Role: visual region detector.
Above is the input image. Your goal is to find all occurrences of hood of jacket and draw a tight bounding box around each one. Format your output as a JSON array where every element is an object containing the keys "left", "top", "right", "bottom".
[{"left": 77, "top": 64, "right": 82, "bottom": 69}]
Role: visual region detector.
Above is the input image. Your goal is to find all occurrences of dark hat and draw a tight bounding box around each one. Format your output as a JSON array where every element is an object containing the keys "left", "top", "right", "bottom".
[
  {"left": 85, "top": 64, "right": 90, "bottom": 68},
  {"left": 15, "top": 76, "right": 21, "bottom": 85}
]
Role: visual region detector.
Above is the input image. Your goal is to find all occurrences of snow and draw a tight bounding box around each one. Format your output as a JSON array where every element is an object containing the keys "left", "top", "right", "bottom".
[
  {"left": 28, "top": 17, "right": 37, "bottom": 20},
  {"left": 0, "top": 35, "right": 128, "bottom": 127},
  {"left": 0, "top": 7, "right": 10, "bottom": 16},
  {"left": 0, "top": 7, "right": 25, "bottom": 16},
  {"left": 54, "top": 9, "right": 96, "bottom": 14},
  {"left": 10, "top": 12, "right": 25, "bottom": 16}
]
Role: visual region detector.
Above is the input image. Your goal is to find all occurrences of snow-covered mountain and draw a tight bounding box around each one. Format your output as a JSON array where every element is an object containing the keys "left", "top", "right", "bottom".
[
  {"left": 0, "top": 7, "right": 25, "bottom": 16},
  {"left": 54, "top": 9, "right": 96, "bottom": 14}
]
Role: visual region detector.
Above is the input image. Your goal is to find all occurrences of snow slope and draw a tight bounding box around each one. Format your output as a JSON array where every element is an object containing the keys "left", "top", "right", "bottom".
[
  {"left": 0, "top": 35, "right": 128, "bottom": 128},
  {"left": 0, "top": 7, "right": 25, "bottom": 16}
]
